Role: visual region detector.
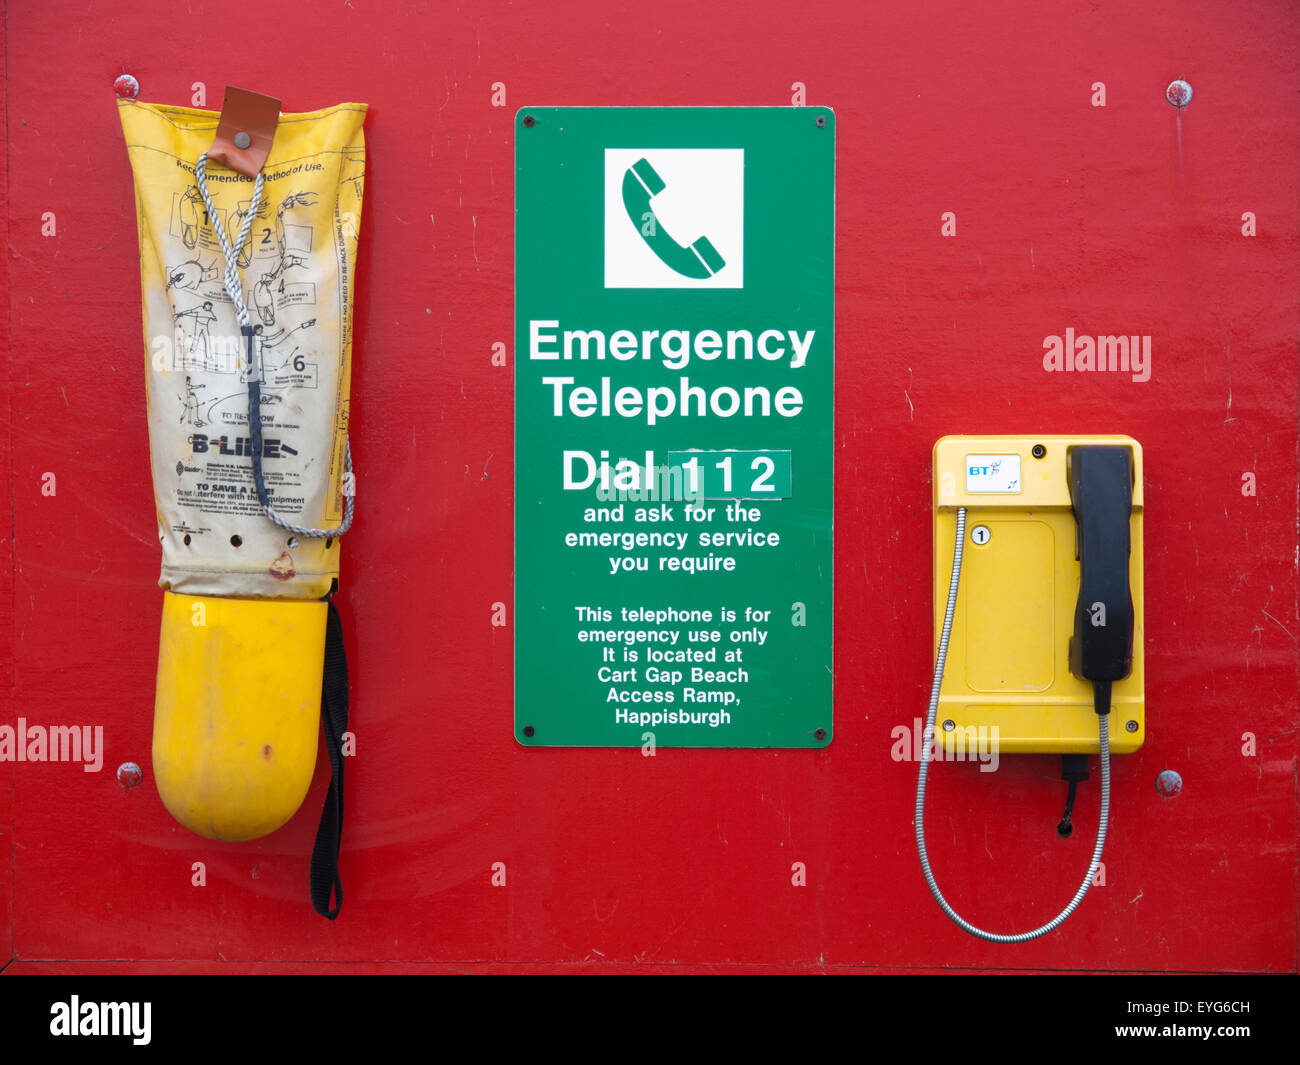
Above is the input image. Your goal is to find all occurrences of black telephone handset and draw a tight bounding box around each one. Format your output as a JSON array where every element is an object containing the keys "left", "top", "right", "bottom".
[{"left": 1068, "top": 446, "right": 1135, "bottom": 702}]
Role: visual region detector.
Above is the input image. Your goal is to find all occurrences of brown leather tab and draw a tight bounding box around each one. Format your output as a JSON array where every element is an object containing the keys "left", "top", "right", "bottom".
[{"left": 206, "top": 87, "right": 281, "bottom": 178}]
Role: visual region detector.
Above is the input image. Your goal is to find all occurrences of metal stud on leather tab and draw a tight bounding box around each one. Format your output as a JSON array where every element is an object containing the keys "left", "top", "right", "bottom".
[{"left": 206, "top": 86, "right": 281, "bottom": 177}]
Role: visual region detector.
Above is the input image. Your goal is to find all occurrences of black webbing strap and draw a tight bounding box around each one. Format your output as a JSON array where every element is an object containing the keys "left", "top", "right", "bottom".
[{"left": 310, "top": 598, "right": 348, "bottom": 919}]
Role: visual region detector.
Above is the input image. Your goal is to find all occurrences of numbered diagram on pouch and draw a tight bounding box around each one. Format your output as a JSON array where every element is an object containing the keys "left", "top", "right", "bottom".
[
  {"left": 249, "top": 191, "right": 318, "bottom": 327},
  {"left": 169, "top": 187, "right": 319, "bottom": 327},
  {"left": 604, "top": 148, "right": 744, "bottom": 289},
  {"left": 167, "top": 185, "right": 322, "bottom": 393}
]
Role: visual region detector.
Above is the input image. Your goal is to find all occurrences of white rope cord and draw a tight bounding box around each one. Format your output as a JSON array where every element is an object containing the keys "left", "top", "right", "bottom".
[
  {"left": 194, "top": 154, "right": 263, "bottom": 328},
  {"left": 194, "top": 152, "right": 354, "bottom": 539}
]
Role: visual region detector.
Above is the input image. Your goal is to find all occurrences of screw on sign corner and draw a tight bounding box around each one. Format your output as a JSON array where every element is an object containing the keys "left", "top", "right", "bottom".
[
  {"left": 1155, "top": 769, "right": 1183, "bottom": 798},
  {"left": 113, "top": 74, "right": 140, "bottom": 99},
  {"left": 116, "top": 762, "right": 144, "bottom": 789},
  {"left": 1165, "top": 79, "right": 1193, "bottom": 109}
]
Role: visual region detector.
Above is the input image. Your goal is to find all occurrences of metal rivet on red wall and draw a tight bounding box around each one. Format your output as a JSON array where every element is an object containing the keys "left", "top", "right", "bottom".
[
  {"left": 1155, "top": 769, "right": 1183, "bottom": 798},
  {"left": 234, "top": 131, "right": 252, "bottom": 149},
  {"left": 113, "top": 74, "right": 140, "bottom": 99},
  {"left": 1165, "top": 79, "right": 1193, "bottom": 109},
  {"left": 117, "top": 762, "right": 143, "bottom": 789}
]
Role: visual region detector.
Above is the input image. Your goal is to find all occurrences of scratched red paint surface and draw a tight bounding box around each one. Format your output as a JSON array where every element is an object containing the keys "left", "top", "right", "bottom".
[{"left": 2, "top": 1, "right": 1296, "bottom": 972}]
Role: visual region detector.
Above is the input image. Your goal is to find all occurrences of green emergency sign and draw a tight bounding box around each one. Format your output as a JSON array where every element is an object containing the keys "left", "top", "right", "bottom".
[{"left": 515, "top": 107, "right": 835, "bottom": 747}]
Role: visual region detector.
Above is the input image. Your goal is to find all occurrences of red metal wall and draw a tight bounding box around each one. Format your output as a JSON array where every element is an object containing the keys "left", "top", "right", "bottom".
[{"left": 2, "top": 0, "right": 1296, "bottom": 972}]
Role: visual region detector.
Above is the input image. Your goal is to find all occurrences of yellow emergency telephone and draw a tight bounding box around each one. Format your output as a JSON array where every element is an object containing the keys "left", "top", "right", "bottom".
[{"left": 915, "top": 435, "right": 1144, "bottom": 942}]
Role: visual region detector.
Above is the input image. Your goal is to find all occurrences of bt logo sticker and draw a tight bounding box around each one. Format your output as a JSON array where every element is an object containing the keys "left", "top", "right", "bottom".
[
  {"left": 965, "top": 454, "right": 1022, "bottom": 494},
  {"left": 604, "top": 148, "right": 744, "bottom": 289}
]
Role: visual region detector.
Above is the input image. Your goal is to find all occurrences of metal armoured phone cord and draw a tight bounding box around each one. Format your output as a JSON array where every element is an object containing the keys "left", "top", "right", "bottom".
[{"left": 913, "top": 506, "right": 1112, "bottom": 944}]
